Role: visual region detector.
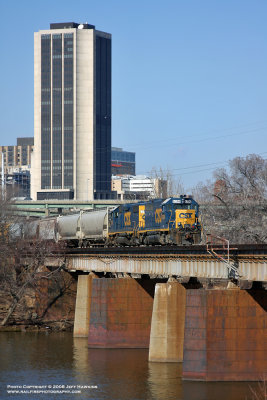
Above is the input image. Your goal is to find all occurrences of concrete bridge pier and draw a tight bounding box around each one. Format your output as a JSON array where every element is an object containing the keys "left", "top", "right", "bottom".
[
  {"left": 87, "top": 277, "right": 158, "bottom": 348},
  {"left": 74, "top": 275, "right": 162, "bottom": 347},
  {"left": 74, "top": 275, "right": 157, "bottom": 346},
  {"left": 182, "top": 288, "right": 267, "bottom": 381},
  {"left": 149, "top": 281, "right": 186, "bottom": 362},
  {"left": 73, "top": 273, "right": 99, "bottom": 337},
  {"left": 73, "top": 274, "right": 267, "bottom": 381},
  {"left": 148, "top": 282, "right": 267, "bottom": 381}
]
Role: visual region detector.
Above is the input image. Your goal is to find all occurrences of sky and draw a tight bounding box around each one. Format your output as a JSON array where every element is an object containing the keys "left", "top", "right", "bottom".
[{"left": 0, "top": 0, "right": 266, "bottom": 191}]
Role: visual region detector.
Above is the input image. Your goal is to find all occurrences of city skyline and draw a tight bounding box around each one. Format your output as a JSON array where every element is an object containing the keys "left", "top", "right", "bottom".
[{"left": 1, "top": 0, "right": 266, "bottom": 191}]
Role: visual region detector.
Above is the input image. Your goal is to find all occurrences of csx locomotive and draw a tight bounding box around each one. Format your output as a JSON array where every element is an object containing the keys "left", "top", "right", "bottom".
[
  {"left": 14, "top": 196, "right": 201, "bottom": 246},
  {"left": 108, "top": 196, "right": 201, "bottom": 245}
]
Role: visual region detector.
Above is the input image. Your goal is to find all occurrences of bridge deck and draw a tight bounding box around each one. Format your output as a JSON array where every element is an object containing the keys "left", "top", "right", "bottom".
[{"left": 55, "top": 244, "right": 267, "bottom": 282}]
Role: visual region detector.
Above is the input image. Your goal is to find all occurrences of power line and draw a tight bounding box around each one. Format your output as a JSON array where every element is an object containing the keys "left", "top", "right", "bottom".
[
  {"left": 74, "top": 155, "right": 267, "bottom": 184},
  {"left": 131, "top": 126, "right": 267, "bottom": 152},
  {"left": 117, "top": 119, "right": 267, "bottom": 150},
  {"left": 91, "top": 123, "right": 267, "bottom": 154},
  {"left": 137, "top": 152, "right": 267, "bottom": 177}
]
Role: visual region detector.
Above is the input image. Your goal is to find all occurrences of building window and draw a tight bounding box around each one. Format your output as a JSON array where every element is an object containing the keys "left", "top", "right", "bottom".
[
  {"left": 63, "top": 33, "right": 74, "bottom": 189},
  {"left": 52, "top": 34, "right": 62, "bottom": 189},
  {"left": 41, "top": 34, "right": 51, "bottom": 189}
]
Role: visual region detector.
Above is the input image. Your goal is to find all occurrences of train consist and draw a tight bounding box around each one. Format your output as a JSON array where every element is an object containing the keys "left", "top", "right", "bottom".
[{"left": 13, "top": 196, "right": 202, "bottom": 247}]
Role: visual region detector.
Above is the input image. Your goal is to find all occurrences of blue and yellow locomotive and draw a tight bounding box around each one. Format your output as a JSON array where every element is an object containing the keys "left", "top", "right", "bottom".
[{"left": 108, "top": 196, "right": 201, "bottom": 245}]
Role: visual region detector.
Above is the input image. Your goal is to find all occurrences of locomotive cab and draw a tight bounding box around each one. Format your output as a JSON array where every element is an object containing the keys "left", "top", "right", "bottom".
[
  {"left": 108, "top": 196, "right": 201, "bottom": 246},
  {"left": 175, "top": 209, "right": 196, "bottom": 229},
  {"left": 162, "top": 196, "right": 201, "bottom": 244}
]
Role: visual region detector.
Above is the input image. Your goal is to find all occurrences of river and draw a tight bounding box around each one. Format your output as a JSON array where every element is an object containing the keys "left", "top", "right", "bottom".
[{"left": 0, "top": 332, "right": 257, "bottom": 400}]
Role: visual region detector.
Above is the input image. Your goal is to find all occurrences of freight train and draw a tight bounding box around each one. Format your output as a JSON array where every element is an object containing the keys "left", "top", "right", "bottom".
[{"left": 11, "top": 196, "right": 202, "bottom": 246}]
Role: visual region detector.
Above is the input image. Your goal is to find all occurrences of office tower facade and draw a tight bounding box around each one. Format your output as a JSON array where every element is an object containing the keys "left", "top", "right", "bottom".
[
  {"left": 111, "top": 147, "right": 136, "bottom": 176},
  {"left": 31, "top": 22, "right": 112, "bottom": 200}
]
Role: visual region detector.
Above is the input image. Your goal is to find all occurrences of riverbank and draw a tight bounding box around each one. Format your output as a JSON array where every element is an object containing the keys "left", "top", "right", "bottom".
[
  {"left": 0, "top": 268, "right": 77, "bottom": 331},
  {"left": 0, "top": 321, "right": 73, "bottom": 332}
]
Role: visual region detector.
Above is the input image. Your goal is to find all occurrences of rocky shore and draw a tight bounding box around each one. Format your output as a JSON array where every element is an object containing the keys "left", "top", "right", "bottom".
[{"left": 0, "top": 269, "right": 77, "bottom": 332}]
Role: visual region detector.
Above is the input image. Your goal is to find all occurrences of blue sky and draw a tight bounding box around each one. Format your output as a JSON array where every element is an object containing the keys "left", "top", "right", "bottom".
[{"left": 0, "top": 0, "right": 266, "bottom": 190}]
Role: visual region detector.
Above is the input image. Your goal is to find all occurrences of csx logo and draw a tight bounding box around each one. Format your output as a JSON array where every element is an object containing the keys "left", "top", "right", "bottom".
[
  {"left": 179, "top": 213, "right": 193, "bottom": 218},
  {"left": 124, "top": 212, "right": 131, "bottom": 226},
  {"left": 155, "top": 209, "right": 162, "bottom": 223}
]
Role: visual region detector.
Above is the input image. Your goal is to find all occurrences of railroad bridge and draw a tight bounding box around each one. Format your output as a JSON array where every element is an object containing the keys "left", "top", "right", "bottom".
[{"left": 46, "top": 244, "right": 267, "bottom": 381}]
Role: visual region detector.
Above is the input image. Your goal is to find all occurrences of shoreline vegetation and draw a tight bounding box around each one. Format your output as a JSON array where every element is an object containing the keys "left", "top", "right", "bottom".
[{"left": 0, "top": 322, "right": 73, "bottom": 332}]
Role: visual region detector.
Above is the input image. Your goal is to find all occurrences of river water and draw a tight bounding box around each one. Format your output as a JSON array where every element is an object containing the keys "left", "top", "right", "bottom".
[{"left": 0, "top": 332, "right": 258, "bottom": 400}]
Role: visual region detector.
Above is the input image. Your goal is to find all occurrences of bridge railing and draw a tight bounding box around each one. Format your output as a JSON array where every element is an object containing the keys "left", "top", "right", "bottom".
[{"left": 206, "top": 234, "right": 239, "bottom": 278}]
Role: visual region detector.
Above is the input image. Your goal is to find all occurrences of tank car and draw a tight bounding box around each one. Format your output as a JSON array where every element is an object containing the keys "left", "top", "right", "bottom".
[
  {"left": 57, "top": 209, "right": 109, "bottom": 247},
  {"left": 22, "top": 217, "right": 57, "bottom": 242},
  {"left": 8, "top": 222, "right": 24, "bottom": 242},
  {"left": 57, "top": 213, "right": 80, "bottom": 246},
  {"left": 38, "top": 217, "right": 57, "bottom": 241},
  {"left": 23, "top": 219, "right": 40, "bottom": 240},
  {"left": 79, "top": 209, "right": 108, "bottom": 246}
]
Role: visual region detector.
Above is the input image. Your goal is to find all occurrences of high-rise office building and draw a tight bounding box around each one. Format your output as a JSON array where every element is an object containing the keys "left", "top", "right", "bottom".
[
  {"left": 31, "top": 22, "right": 112, "bottom": 200},
  {"left": 111, "top": 147, "right": 136, "bottom": 176}
]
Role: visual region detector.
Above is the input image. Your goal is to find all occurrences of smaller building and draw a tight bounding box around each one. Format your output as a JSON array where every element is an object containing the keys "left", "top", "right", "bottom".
[
  {"left": 0, "top": 137, "right": 33, "bottom": 199},
  {"left": 111, "top": 175, "right": 167, "bottom": 200},
  {"left": 17, "top": 137, "right": 34, "bottom": 147},
  {"left": 0, "top": 137, "right": 33, "bottom": 172},
  {"left": 111, "top": 147, "right": 135, "bottom": 176},
  {"left": 5, "top": 168, "right": 31, "bottom": 198}
]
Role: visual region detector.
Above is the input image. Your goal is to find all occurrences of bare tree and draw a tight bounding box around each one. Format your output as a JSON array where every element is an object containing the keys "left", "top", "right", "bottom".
[
  {"left": 0, "top": 192, "right": 73, "bottom": 328},
  {"left": 193, "top": 154, "right": 267, "bottom": 243},
  {"left": 150, "top": 167, "right": 184, "bottom": 198},
  {"left": 249, "top": 378, "right": 267, "bottom": 400}
]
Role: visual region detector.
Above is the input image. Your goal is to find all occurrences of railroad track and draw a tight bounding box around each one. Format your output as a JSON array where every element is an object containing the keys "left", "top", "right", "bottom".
[
  {"left": 41, "top": 244, "right": 267, "bottom": 281},
  {"left": 64, "top": 243, "right": 267, "bottom": 260}
]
